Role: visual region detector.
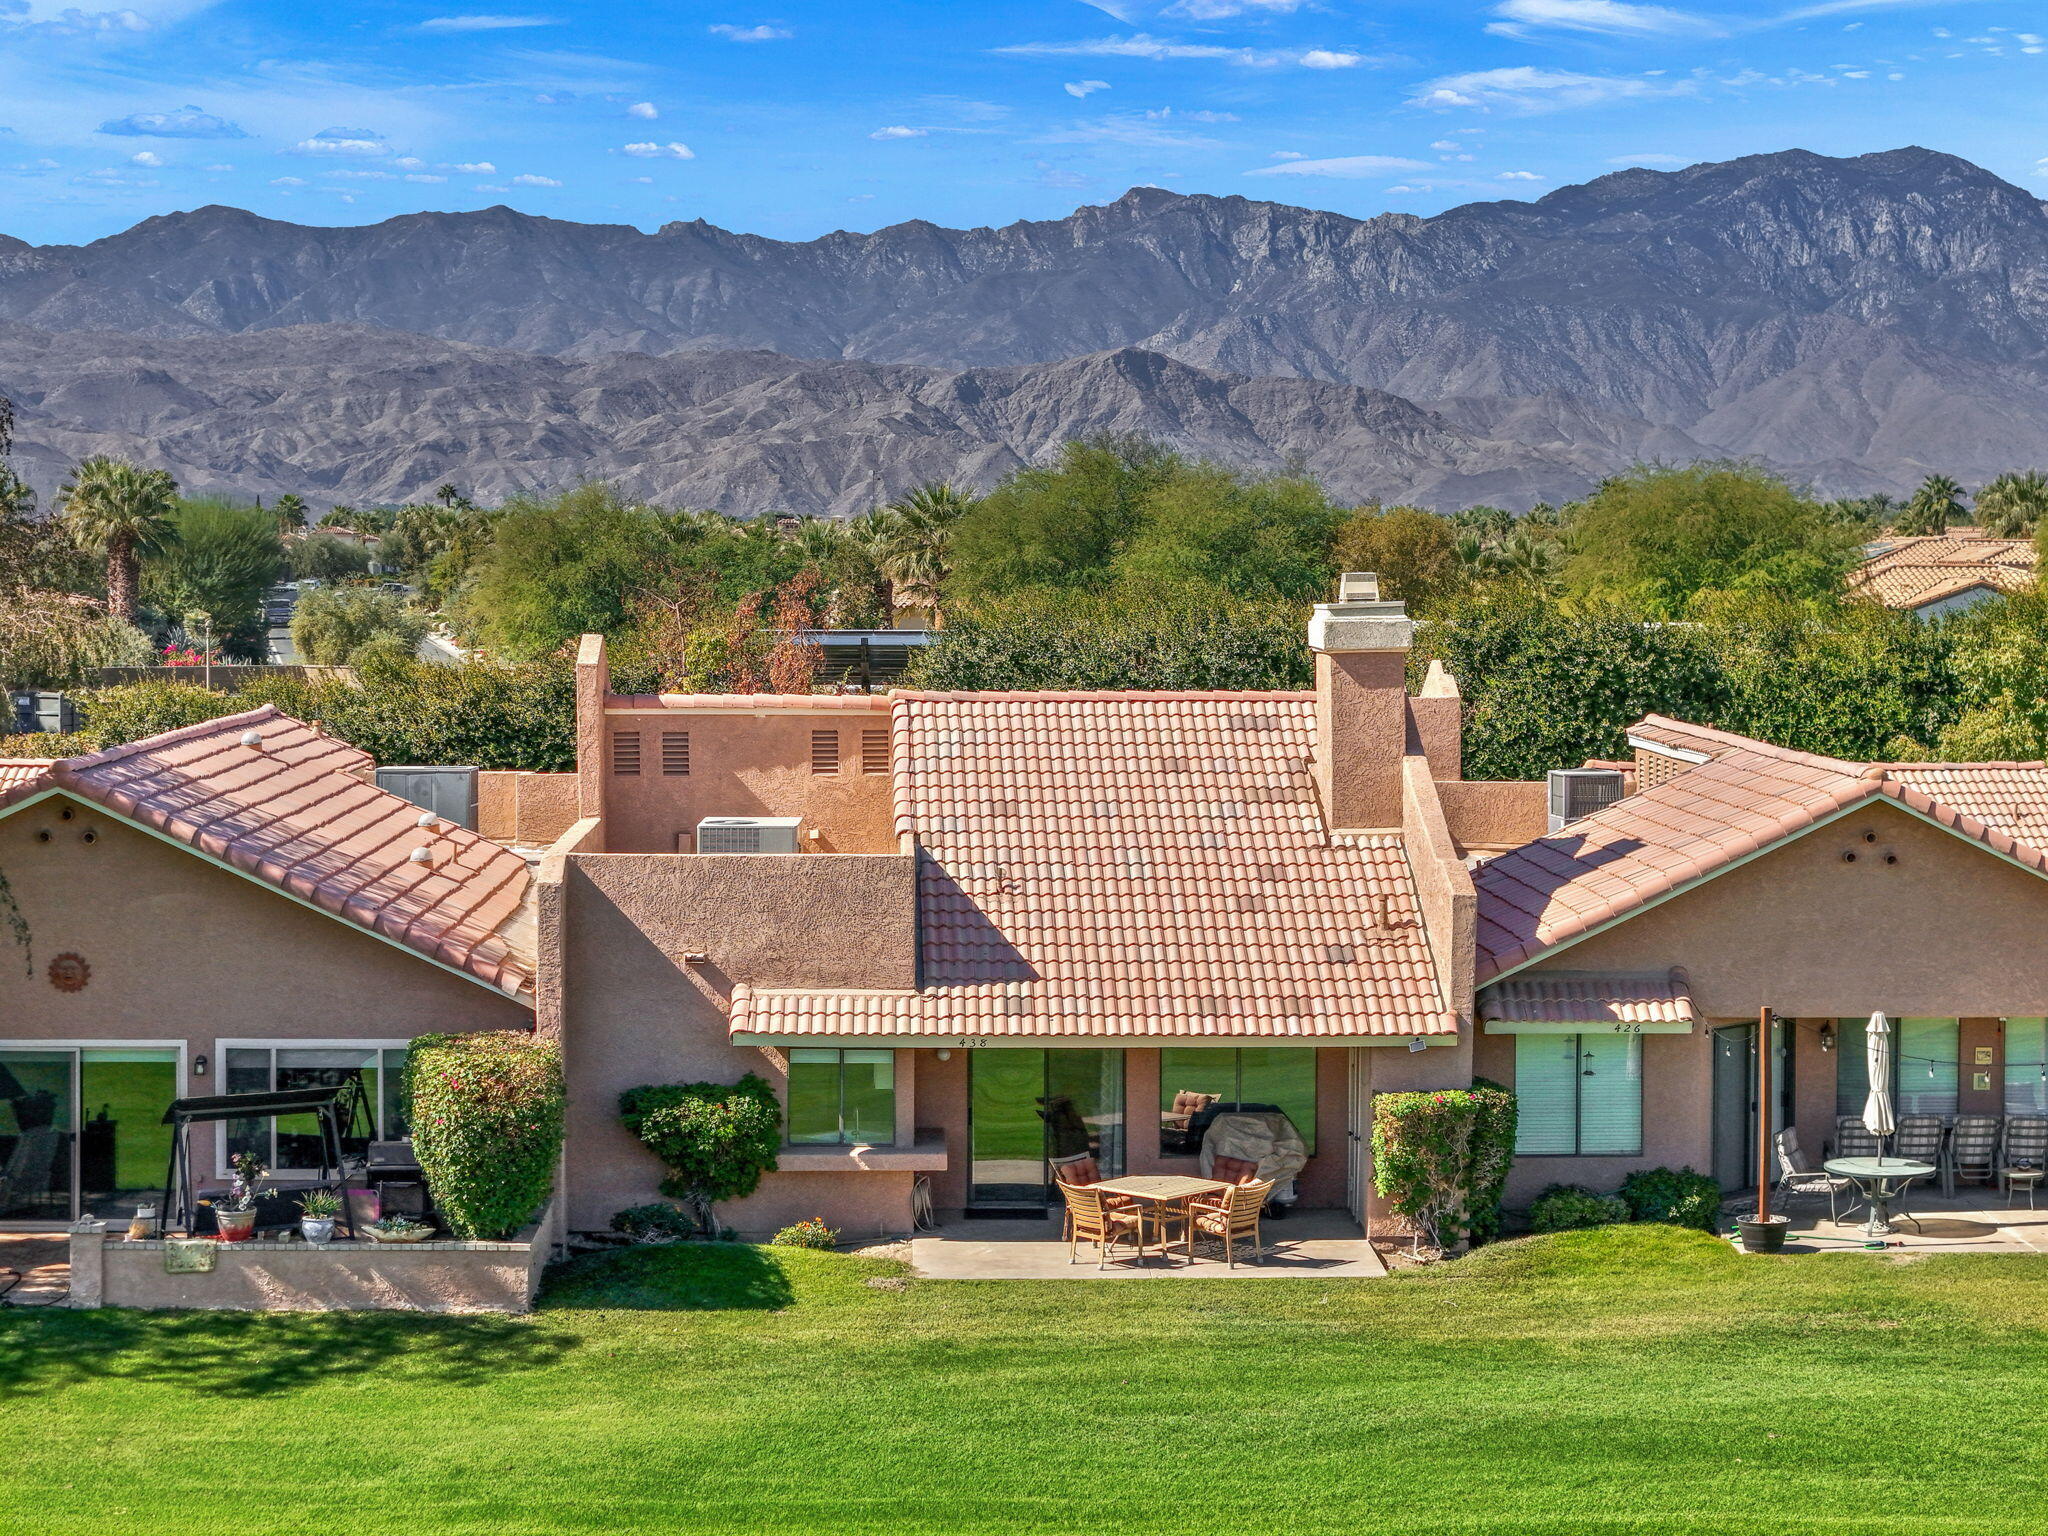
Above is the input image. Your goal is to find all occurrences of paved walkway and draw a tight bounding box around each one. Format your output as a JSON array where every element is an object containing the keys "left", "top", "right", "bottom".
[
  {"left": 910, "top": 1210, "right": 1387, "bottom": 1279},
  {"left": 1766, "top": 1185, "right": 2047, "bottom": 1255},
  {"left": 0, "top": 1231, "right": 70, "bottom": 1306}
]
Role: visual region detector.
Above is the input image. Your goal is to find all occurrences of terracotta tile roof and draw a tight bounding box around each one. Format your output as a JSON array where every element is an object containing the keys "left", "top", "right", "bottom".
[
  {"left": 1848, "top": 533, "right": 2035, "bottom": 611},
  {"left": 606, "top": 694, "right": 889, "bottom": 711},
  {"left": 732, "top": 690, "right": 1453, "bottom": 1041},
  {"left": 1480, "top": 968, "right": 1695, "bottom": 1028},
  {"left": 0, "top": 707, "right": 534, "bottom": 997},
  {"left": 0, "top": 760, "right": 53, "bottom": 792},
  {"left": 1480, "top": 713, "right": 2048, "bottom": 982}
]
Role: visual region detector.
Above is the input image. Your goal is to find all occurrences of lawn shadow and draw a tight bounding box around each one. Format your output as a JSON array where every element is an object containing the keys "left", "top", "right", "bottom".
[
  {"left": 538, "top": 1241, "right": 797, "bottom": 1312},
  {"left": 0, "top": 1304, "right": 570, "bottom": 1400}
]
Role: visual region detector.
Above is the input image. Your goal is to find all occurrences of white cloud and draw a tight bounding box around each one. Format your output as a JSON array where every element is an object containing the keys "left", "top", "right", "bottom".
[
  {"left": 1144, "top": 107, "right": 1238, "bottom": 122},
  {"left": 130, "top": 150, "right": 164, "bottom": 167},
  {"left": 1484, "top": 0, "right": 1722, "bottom": 39},
  {"left": 1165, "top": 0, "right": 1303, "bottom": 15},
  {"left": 621, "top": 141, "right": 695, "bottom": 158},
  {"left": 417, "top": 14, "right": 556, "bottom": 30},
  {"left": 1498, "top": 169, "right": 1544, "bottom": 180},
  {"left": 269, "top": 176, "right": 307, "bottom": 187},
  {"left": 708, "top": 23, "right": 791, "bottom": 41},
  {"left": 99, "top": 104, "right": 248, "bottom": 140},
  {"left": 870, "top": 125, "right": 926, "bottom": 139},
  {"left": 1244, "top": 154, "right": 1432, "bottom": 178},
  {"left": 1269, "top": 149, "right": 1306, "bottom": 159},
  {"left": 1041, "top": 114, "right": 1228, "bottom": 149},
  {"left": 1430, "top": 139, "right": 1461, "bottom": 151},
  {"left": 632, "top": 175, "right": 653, "bottom": 183},
  {"left": 290, "top": 126, "right": 392, "bottom": 158},
  {"left": 203, "top": 162, "right": 233, "bottom": 172},
  {"left": 1410, "top": 67, "right": 1695, "bottom": 112},
  {"left": 628, "top": 101, "right": 658, "bottom": 119},
  {"left": 405, "top": 173, "right": 448, "bottom": 183},
  {"left": 510, "top": 172, "right": 560, "bottom": 186},
  {"left": 331, "top": 169, "right": 394, "bottom": 180},
  {"left": 994, "top": 33, "right": 1384, "bottom": 69},
  {"left": 448, "top": 161, "right": 497, "bottom": 173},
  {"left": 1065, "top": 79, "right": 1111, "bottom": 98}
]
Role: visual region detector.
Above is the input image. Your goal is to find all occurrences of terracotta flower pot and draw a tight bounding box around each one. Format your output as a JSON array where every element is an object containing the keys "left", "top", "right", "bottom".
[{"left": 214, "top": 1207, "right": 258, "bottom": 1243}]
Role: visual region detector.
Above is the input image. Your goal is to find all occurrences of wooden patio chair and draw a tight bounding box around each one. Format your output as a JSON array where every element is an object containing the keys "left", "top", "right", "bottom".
[
  {"left": 1950, "top": 1115, "right": 2002, "bottom": 1189},
  {"left": 1050, "top": 1153, "right": 1133, "bottom": 1242},
  {"left": 1999, "top": 1116, "right": 2047, "bottom": 1210},
  {"left": 1060, "top": 1182, "right": 1146, "bottom": 1269},
  {"left": 1188, "top": 1178, "right": 1276, "bottom": 1269},
  {"left": 1774, "top": 1129, "right": 1853, "bottom": 1222}
]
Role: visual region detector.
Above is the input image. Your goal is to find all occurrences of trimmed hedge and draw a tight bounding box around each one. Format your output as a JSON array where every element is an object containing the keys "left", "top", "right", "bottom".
[
  {"left": 619, "top": 1074, "right": 782, "bottom": 1235},
  {"left": 1619, "top": 1166, "right": 1723, "bottom": 1233},
  {"left": 1529, "top": 1184, "right": 1631, "bottom": 1233},
  {"left": 404, "top": 1031, "right": 565, "bottom": 1240},
  {"left": 1370, "top": 1081, "right": 1520, "bottom": 1250}
]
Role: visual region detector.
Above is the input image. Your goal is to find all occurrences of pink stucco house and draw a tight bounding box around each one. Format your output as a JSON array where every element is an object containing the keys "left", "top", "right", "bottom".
[{"left": 6, "top": 575, "right": 2048, "bottom": 1241}]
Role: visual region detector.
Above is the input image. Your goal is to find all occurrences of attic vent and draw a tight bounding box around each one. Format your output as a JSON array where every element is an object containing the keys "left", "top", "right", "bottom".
[
  {"left": 1324, "top": 944, "right": 1357, "bottom": 965},
  {"left": 990, "top": 799, "right": 1021, "bottom": 818},
  {"left": 1092, "top": 801, "right": 1119, "bottom": 818},
  {"left": 1547, "top": 768, "right": 1627, "bottom": 832},
  {"left": 1194, "top": 996, "right": 1230, "bottom": 1017},
  {"left": 1258, "top": 863, "right": 1286, "bottom": 881},
  {"left": 1226, "top": 713, "right": 1279, "bottom": 732},
  {"left": 1161, "top": 756, "right": 1191, "bottom": 773},
  {"left": 661, "top": 731, "right": 690, "bottom": 776},
  {"left": 1235, "top": 893, "right": 1266, "bottom": 913},
  {"left": 1279, "top": 996, "right": 1312, "bottom": 1018},
  {"left": 811, "top": 730, "right": 841, "bottom": 775},
  {"left": 611, "top": 731, "right": 642, "bottom": 777},
  {"left": 860, "top": 729, "right": 890, "bottom": 774},
  {"left": 1002, "top": 994, "right": 1030, "bottom": 1016}
]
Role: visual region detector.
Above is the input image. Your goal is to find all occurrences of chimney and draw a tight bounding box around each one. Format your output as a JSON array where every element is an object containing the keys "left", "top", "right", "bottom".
[{"left": 1309, "top": 572, "right": 1413, "bottom": 832}]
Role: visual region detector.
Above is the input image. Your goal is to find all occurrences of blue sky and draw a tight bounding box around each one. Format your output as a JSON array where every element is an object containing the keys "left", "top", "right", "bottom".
[{"left": 1, "top": 0, "right": 2043, "bottom": 245}]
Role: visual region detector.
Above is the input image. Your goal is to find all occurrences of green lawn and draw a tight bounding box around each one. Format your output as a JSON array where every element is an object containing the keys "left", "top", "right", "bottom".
[{"left": 4, "top": 1226, "right": 2046, "bottom": 1535}]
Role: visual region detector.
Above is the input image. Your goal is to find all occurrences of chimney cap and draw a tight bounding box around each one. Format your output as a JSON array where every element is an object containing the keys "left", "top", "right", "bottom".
[
  {"left": 1338, "top": 571, "right": 1380, "bottom": 602},
  {"left": 1308, "top": 572, "right": 1411, "bottom": 654}
]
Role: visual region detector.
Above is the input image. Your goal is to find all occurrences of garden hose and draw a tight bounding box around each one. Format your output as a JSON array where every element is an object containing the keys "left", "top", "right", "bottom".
[{"left": 1727, "top": 1223, "right": 1895, "bottom": 1250}]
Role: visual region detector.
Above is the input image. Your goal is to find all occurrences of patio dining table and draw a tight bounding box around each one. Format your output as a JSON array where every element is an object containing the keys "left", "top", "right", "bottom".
[
  {"left": 1824, "top": 1157, "right": 1937, "bottom": 1239},
  {"left": 1092, "top": 1175, "right": 1231, "bottom": 1264}
]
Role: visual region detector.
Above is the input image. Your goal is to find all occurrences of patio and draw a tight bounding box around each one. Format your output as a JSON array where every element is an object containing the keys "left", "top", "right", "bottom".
[
  {"left": 1753, "top": 1185, "right": 2048, "bottom": 1255},
  {"left": 908, "top": 1210, "right": 1389, "bottom": 1279}
]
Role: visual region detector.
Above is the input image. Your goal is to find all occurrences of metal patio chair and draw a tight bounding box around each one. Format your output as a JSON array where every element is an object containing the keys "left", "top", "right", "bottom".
[
  {"left": 1894, "top": 1115, "right": 1950, "bottom": 1196},
  {"left": 1775, "top": 1129, "right": 1853, "bottom": 1222},
  {"left": 1834, "top": 1116, "right": 1881, "bottom": 1160},
  {"left": 1949, "top": 1115, "right": 2002, "bottom": 1189},
  {"left": 2000, "top": 1116, "right": 2047, "bottom": 1210}
]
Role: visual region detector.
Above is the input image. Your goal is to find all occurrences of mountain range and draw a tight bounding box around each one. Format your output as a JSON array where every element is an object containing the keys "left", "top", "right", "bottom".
[{"left": 2, "top": 145, "right": 2044, "bottom": 513}]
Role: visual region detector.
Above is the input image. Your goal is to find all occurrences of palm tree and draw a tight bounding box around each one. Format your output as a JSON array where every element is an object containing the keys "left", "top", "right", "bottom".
[
  {"left": 58, "top": 456, "right": 179, "bottom": 622},
  {"left": 873, "top": 482, "right": 975, "bottom": 627},
  {"left": 272, "top": 492, "right": 308, "bottom": 532},
  {"left": 1972, "top": 471, "right": 2048, "bottom": 537},
  {"left": 1893, "top": 474, "right": 1966, "bottom": 536}
]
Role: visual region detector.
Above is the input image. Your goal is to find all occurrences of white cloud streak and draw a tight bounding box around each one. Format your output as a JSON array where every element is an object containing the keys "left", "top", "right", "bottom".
[
  {"left": 1244, "top": 153, "right": 1432, "bottom": 177},
  {"left": 1410, "top": 67, "right": 1697, "bottom": 112}
]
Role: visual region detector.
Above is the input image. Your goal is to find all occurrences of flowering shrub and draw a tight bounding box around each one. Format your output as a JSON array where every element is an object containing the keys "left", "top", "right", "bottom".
[
  {"left": 404, "top": 1031, "right": 565, "bottom": 1239},
  {"left": 162, "top": 643, "right": 206, "bottom": 667},
  {"left": 769, "top": 1218, "right": 839, "bottom": 1250},
  {"left": 619, "top": 1075, "right": 781, "bottom": 1235},
  {"left": 1370, "top": 1081, "right": 1519, "bottom": 1250}
]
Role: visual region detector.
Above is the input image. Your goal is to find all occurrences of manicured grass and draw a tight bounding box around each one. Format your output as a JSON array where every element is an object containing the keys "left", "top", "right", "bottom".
[{"left": 4, "top": 1226, "right": 2046, "bottom": 1534}]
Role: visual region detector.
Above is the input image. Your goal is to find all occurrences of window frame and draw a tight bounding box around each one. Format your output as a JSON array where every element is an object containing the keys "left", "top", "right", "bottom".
[
  {"left": 214, "top": 1038, "right": 411, "bottom": 1177},
  {"left": 2004, "top": 1018, "right": 2048, "bottom": 1115},
  {"left": 1512, "top": 1032, "right": 1645, "bottom": 1158},
  {"left": 1156, "top": 1046, "right": 1318, "bottom": 1155},
  {"left": 785, "top": 1047, "right": 896, "bottom": 1147},
  {"left": 1834, "top": 1017, "right": 1960, "bottom": 1120}
]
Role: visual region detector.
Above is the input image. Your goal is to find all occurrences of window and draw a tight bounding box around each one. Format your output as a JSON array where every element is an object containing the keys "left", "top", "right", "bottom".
[
  {"left": 1157, "top": 1047, "right": 1316, "bottom": 1155},
  {"left": 1835, "top": 1018, "right": 1958, "bottom": 1119},
  {"left": 1514, "top": 1034, "right": 1643, "bottom": 1156},
  {"left": 810, "top": 730, "right": 841, "bottom": 774},
  {"left": 2006, "top": 1018, "right": 2048, "bottom": 1115},
  {"left": 660, "top": 731, "right": 690, "bottom": 776},
  {"left": 611, "top": 731, "right": 642, "bottom": 776},
  {"left": 860, "top": 728, "right": 890, "bottom": 775},
  {"left": 223, "top": 1044, "right": 409, "bottom": 1173},
  {"left": 786, "top": 1049, "right": 894, "bottom": 1145}
]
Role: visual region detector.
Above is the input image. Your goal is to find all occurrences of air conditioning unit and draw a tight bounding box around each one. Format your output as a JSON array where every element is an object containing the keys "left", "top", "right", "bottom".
[
  {"left": 1547, "top": 768, "right": 1626, "bottom": 832},
  {"left": 694, "top": 816, "right": 802, "bottom": 854}
]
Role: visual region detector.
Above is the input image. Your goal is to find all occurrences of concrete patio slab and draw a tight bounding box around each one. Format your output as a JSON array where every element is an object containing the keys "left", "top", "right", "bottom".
[
  {"left": 1766, "top": 1186, "right": 2048, "bottom": 1256},
  {"left": 0, "top": 1230, "right": 69, "bottom": 1306},
  {"left": 910, "top": 1210, "right": 1388, "bottom": 1279}
]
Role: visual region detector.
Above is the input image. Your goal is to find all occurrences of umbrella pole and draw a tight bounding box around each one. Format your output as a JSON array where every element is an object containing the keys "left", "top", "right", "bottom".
[{"left": 1756, "top": 1007, "right": 1773, "bottom": 1223}]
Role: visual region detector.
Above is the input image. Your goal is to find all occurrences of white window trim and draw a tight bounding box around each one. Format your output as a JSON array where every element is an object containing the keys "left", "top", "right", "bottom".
[
  {"left": 1513, "top": 1032, "right": 1645, "bottom": 1158},
  {"left": 214, "top": 1038, "right": 412, "bottom": 1177}
]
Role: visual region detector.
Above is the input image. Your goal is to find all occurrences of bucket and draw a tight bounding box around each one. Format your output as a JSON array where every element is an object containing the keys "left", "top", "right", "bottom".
[{"left": 1735, "top": 1214, "right": 1791, "bottom": 1253}]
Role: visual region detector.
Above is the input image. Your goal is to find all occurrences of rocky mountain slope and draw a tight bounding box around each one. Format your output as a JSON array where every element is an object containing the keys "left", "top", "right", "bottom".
[
  {"left": 0, "top": 325, "right": 1634, "bottom": 516},
  {"left": 2, "top": 145, "right": 2044, "bottom": 507}
]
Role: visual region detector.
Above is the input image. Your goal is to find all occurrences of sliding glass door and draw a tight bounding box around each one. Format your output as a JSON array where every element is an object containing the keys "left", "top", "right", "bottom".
[
  {"left": 968, "top": 1050, "right": 1124, "bottom": 1210},
  {"left": 0, "top": 1047, "right": 180, "bottom": 1222}
]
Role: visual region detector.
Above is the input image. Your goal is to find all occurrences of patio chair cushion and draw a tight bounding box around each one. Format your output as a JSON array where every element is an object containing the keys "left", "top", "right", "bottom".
[
  {"left": 1210, "top": 1155, "right": 1261, "bottom": 1186},
  {"left": 1051, "top": 1155, "right": 1103, "bottom": 1186}
]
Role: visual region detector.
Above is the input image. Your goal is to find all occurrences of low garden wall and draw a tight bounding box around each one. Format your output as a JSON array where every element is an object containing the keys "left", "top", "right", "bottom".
[{"left": 68, "top": 1205, "right": 558, "bottom": 1314}]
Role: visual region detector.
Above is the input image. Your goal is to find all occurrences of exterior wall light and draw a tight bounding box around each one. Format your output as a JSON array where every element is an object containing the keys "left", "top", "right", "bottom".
[
  {"left": 193, "top": 1053, "right": 209, "bottom": 1078},
  {"left": 1818, "top": 1022, "right": 1835, "bottom": 1053}
]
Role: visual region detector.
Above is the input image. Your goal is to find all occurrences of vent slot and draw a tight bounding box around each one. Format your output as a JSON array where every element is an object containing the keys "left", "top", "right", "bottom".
[
  {"left": 611, "top": 731, "right": 642, "bottom": 776},
  {"left": 860, "top": 728, "right": 890, "bottom": 774},
  {"left": 660, "top": 730, "right": 690, "bottom": 776},
  {"left": 811, "top": 730, "right": 841, "bottom": 775}
]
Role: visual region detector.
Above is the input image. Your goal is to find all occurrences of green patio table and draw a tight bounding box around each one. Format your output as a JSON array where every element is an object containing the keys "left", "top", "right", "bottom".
[{"left": 1824, "top": 1157, "right": 1936, "bottom": 1239}]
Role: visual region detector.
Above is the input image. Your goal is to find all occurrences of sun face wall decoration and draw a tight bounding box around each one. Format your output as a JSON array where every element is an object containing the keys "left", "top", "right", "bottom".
[{"left": 47, "top": 952, "right": 90, "bottom": 993}]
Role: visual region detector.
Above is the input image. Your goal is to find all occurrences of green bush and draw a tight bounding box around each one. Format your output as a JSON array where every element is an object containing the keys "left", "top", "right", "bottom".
[
  {"left": 769, "top": 1218, "right": 839, "bottom": 1250},
  {"left": 1463, "top": 1078, "right": 1519, "bottom": 1244},
  {"left": 611, "top": 1202, "right": 697, "bottom": 1243},
  {"left": 1370, "top": 1083, "right": 1520, "bottom": 1250},
  {"left": 1528, "top": 1184, "right": 1632, "bottom": 1233},
  {"left": 1619, "top": 1166, "right": 1723, "bottom": 1233},
  {"left": 404, "top": 1031, "right": 565, "bottom": 1240},
  {"left": 619, "top": 1074, "right": 782, "bottom": 1234},
  {"left": 289, "top": 584, "right": 427, "bottom": 666}
]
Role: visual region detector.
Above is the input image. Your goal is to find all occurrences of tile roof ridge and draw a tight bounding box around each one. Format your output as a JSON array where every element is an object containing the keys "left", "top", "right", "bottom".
[
  {"left": 1881, "top": 759, "right": 2048, "bottom": 771},
  {"left": 53, "top": 702, "right": 289, "bottom": 778},
  {"left": 1633, "top": 715, "right": 1868, "bottom": 776},
  {"left": 890, "top": 689, "right": 1315, "bottom": 703}
]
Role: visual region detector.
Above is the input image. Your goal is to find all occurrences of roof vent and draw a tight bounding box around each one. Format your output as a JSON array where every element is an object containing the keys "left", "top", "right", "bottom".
[
  {"left": 416, "top": 810, "right": 440, "bottom": 830},
  {"left": 240, "top": 730, "right": 263, "bottom": 749},
  {"left": 695, "top": 816, "right": 801, "bottom": 855},
  {"left": 1548, "top": 768, "right": 1627, "bottom": 832},
  {"left": 408, "top": 846, "right": 432, "bottom": 864}
]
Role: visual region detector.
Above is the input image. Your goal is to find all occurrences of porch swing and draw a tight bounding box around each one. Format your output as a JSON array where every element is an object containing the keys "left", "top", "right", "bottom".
[{"left": 158, "top": 1077, "right": 370, "bottom": 1240}]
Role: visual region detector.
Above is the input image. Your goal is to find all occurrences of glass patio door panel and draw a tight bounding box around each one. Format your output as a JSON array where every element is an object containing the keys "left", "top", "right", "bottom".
[
  {"left": 969, "top": 1050, "right": 1125, "bottom": 1209},
  {"left": 77, "top": 1049, "right": 179, "bottom": 1219},
  {"left": 2006, "top": 1019, "right": 2048, "bottom": 1114},
  {"left": 0, "top": 1051, "right": 74, "bottom": 1221}
]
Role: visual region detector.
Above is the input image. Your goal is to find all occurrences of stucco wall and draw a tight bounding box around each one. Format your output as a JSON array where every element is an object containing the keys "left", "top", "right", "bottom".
[
  {"left": 1437, "top": 780, "right": 1550, "bottom": 852},
  {"left": 0, "top": 796, "right": 531, "bottom": 1176},
  {"left": 477, "top": 772, "right": 579, "bottom": 846},
  {"left": 557, "top": 851, "right": 919, "bottom": 1232},
  {"left": 597, "top": 708, "right": 897, "bottom": 855}
]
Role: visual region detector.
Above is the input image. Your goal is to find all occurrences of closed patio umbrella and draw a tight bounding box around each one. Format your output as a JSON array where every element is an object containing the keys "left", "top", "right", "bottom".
[{"left": 1863, "top": 1011, "right": 1896, "bottom": 1161}]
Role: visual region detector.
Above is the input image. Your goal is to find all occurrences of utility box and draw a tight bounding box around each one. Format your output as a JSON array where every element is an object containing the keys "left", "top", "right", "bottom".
[
  {"left": 694, "top": 816, "right": 802, "bottom": 854},
  {"left": 1547, "top": 768, "right": 1627, "bottom": 832},
  {"left": 10, "top": 691, "right": 79, "bottom": 736},
  {"left": 375, "top": 765, "right": 480, "bottom": 831}
]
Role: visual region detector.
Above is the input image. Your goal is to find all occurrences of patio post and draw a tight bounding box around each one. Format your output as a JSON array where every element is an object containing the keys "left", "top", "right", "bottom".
[{"left": 1756, "top": 1007, "right": 1773, "bottom": 1223}]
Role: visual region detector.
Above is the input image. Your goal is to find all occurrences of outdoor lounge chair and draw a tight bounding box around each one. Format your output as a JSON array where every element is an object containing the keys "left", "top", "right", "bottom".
[
  {"left": 1834, "top": 1116, "right": 1881, "bottom": 1160},
  {"left": 1950, "top": 1115, "right": 2002, "bottom": 1189},
  {"left": 1188, "top": 1178, "right": 1277, "bottom": 1269},
  {"left": 1999, "top": 1116, "right": 2047, "bottom": 1209},
  {"left": 1894, "top": 1115, "right": 1950, "bottom": 1196},
  {"left": 1060, "top": 1182, "right": 1146, "bottom": 1269},
  {"left": 1775, "top": 1130, "right": 1853, "bottom": 1222}
]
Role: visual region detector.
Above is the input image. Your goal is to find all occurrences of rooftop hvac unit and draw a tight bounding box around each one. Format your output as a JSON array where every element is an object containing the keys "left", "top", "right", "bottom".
[
  {"left": 695, "top": 816, "right": 802, "bottom": 854},
  {"left": 375, "top": 765, "right": 479, "bottom": 831},
  {"left": 1547, "top": 768, "right": 1626, "bottom": 833}
]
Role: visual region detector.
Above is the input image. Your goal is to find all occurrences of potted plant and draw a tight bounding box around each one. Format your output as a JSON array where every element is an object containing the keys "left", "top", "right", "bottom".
[
  {"left": 297, "top": 1188, "right": 344, "bottom": 1247},
  {"left": 209, "top": 1151, "right": 267, "bottom": 1242},
  {"left": 363, "top": 1214, "right": 436, "bottom": 1243}
]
